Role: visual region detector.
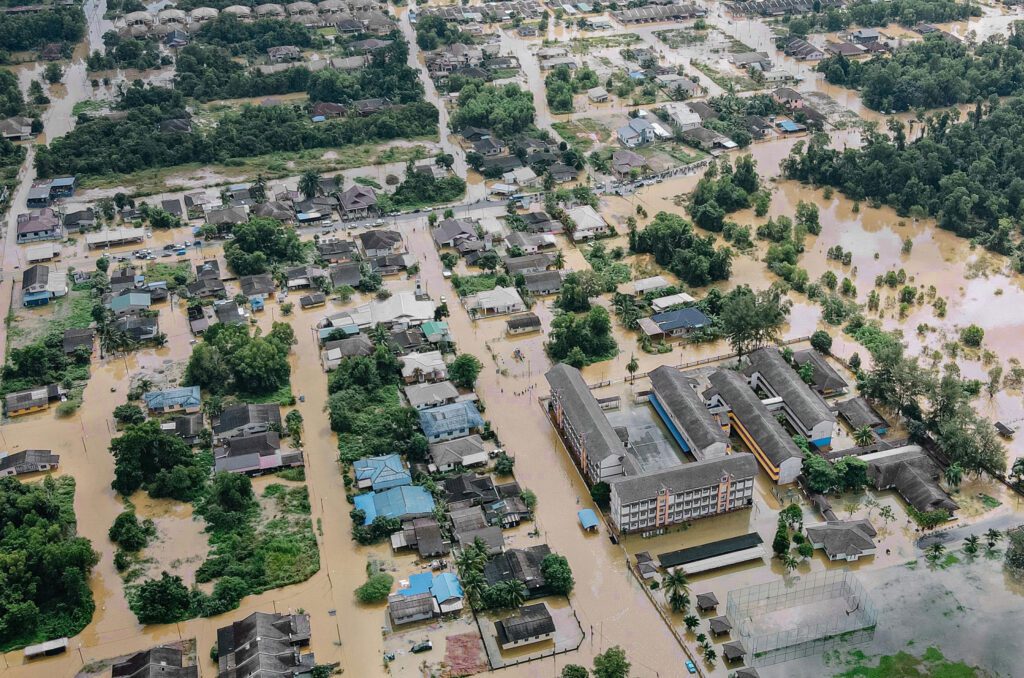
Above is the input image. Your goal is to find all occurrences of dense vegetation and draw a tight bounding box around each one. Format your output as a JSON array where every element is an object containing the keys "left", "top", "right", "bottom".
[
  {"left": 415, "top": 15, "right": 471, "bottom": 50},
  {"left": 326, "top": 350, "right": 428, "bottom": 462},
  {"left": 184, "top": 322, "right": 295, "bottom": 398},
  {"left": 782, "top": 101, "right": 1024, "bottom": 258},
  {"left": 110, "top": 421, "right": 208, "bottom": 500},
  {"left": 0, "top": 71, "right": 28, "bottom": 196},
  {"left": 698, "top": 93, "right": 785, "bottom": 148},
  {"left": 2, "top": 327, "right": 92, "bottom": 396},
  {"left": 817, "top": 33, "right": 1024, "bottom": 112},
  {"left": 377, "top": 160, "right": 466, "bottom": 211},
  {"left": 88, "top": 32, "right": 161, "bottom": 71},
  {"left": 224, "top": 217, "right": 306, "bottom": 275},
  {"left": 195, "top": 15, "right": 315, "bottom": 56},
  {"left": 784, "top": 0, "right": 977, "bottom": 36},
  {"left": 33, "top": 82, "right": 436, "bottom": 180},
  {"left": 306, "top": 39, "right": 425, "bottom": 105},
  {"left": 0, "top": 476, "right": 98, "bottom": 651},
  {"left": 688, "top": 155, "right": 762, "bottom": 232},
  {"left": 451, "top": 82, "right": 536, "bottom": 139},
  {"left": 629, "top": 211, "right": 732, "bottom": 287},
  {"left": 547, "top": 306, "right": 618, "bottom": 366},
  {"left": 175, "top": 43, "right": 312, "bottom": 101},
  {"left": 546, "top": 65, "right": 599, "bottom": 114},
  {"left": 0, "top": 6, "right": 85, "bottom": 52}
]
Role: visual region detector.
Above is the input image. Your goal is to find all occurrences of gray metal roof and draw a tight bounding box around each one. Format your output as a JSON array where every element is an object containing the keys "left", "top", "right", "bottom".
[
  {"left": 649, "top": 365, "right": 729, "bottom": 453},
  {"left": 805, "top": 519, "right": 877, "bottom": 559},
  {"left": 495, "top": 603, "right": 555, "bottom": 644},
  {"left": 792, "top": 348, "right": 849, "bottom": 393},
  {"left": 608, "top": 454, "right": 757, "bottom": 505},
  {"left": 705, "top": 369, "right": 803, "bottom": 468},
  {"left": 545, "top": 363, "right": 624, "bottom": 468},
  {"left": 745, "top": 347, "right": 833, "bottom": 427}
]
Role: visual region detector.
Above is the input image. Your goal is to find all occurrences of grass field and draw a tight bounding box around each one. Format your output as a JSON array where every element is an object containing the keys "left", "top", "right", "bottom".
[{"left": 552, "top": 118, "right": 611, "bottom": 153}]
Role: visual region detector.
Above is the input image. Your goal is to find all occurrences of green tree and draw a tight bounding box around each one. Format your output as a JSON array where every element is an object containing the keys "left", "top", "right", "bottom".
[
  {"left": 109, "top": 509, "right": 154, "bottom": 551},
  {"left": 562, "top": 666, "right": 590, "bottom": 678},
  {"left": 663, "top": 569, "right": 690, "bottom": 613},
  {"left": 986, "top": 528, "right": 1003, "bottom": 550},
  {"left": 130, "top": 572, "right": 193, "bottom": 624},
  {"left": 960, "top": 324, "right": 984, "bottom": 347},
  {"left": 593, "top": 646, "right": 630, "bottom": 678},
  {"left": 590, "top": 481, "right": 611, "bottom": 508},
  {"left": 494, "top": 452, "right": 515, "bottom": 476},
  {"left": 797, "top": 541, "right": 814, "bottom": 559},
  {"left": 720, "top": 285, "right": 791, "bottom": 357},
  {"left": 853, "top": 425, "right": 875, "bottom": 447},
  {"left": 683, "top": 614, "right": 699, "bottom": 632},
  {"left": 113, "top": 403, "right": 145, "bottom": 426},
  {"left": 810, "top": 330, "right": 832, "bottom": 354},
  {"left": 298, "top": 170, "right": 321, "bottom": 199},
  {"left": 541, "top": 553, "right": 575, "bottom": 595},
  {"left": 449, "top": 353, "right": 483, "bottom": 389},
  {"left": 626, "top": 354, "right": 639, "bottom": 383},
  {"left": 963, "top": 534, "right": 980, "bottom": 556},
  {"left": 944, "top": 462, "right": 964, "bottom": 489},
  {"left": 1004, "top": 528, "right": 1024, "bottom": 577},
  {"left": 109, "top": 421, "right": 196, "bottom": 497},
  {"left": 355, "top": 572, "right": 394, "bottom": 603},
  {"left": 801, "top": 453, "right": 837, "bottom": 493}
]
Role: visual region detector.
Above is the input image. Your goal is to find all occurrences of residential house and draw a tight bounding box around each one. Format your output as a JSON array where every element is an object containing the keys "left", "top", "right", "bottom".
[
  {"left": 214, "top": 431, "right": 303, "bottom": 475},
  {"left": 317, "top": 239, "right": 357, "bottom": 263},
  {"left": 109, "top": 291, "right": 152, "bottom": 317},
  {"left": 429, "top": 434, "right": 488, "bottom": 472},
  {"left": 772, "top": 87, "right": 804, "bottom": 108},
  {"left": 213, "top": 403, "right": 282, "bottom": 440},
  {"left": 268, "top": 45, "right": 302, "bottom": 62},
  {"left": 26, "top": 242, "right": 60, "bottom": 263},
  {"left": 354, "top": 454, "right": 412, "bottom": 490},
  {"left": 405, "top": 381, "right": 460, "bottom": 411},
  {"left": 505, "top": 232, "right": 555, "bottom": 254},
  {"left": 16, "top": 209, "right": 62, "bottom": 243},
  {"left": 0, "top": 449, "right": 60, "bottom": 477},
  {"left": 632, "top": 275, "right": 670, "bottom": 296},
  {"left": 784, "top": 37, "right": 825, "bottom": 60},
  {"left": 112, "top": 646, "right": 197, "bottom": 678},
  {"left": 419, "top": 401, "right": 485, "bottom": 442},
  {"left": 520, "top": 211, "right": 563, "bottom": 233},
  {"left": 0, "top": 115, "right": 34, "bottom": 141},
  {"left": 284, "top": 265, "right": 326, "bottom": 290},
  {"left": 506, "top": 313, "right": 541, "bottom": 335},
  {"left": 358, "top": 229, "right": 402, "bottom": 257},
  {"left": 826, "top": 40, "right": 866, "bottom": 57},
  {"left": 353, "top": 485, "right": 435, "bottom": 523},
  {"left": 849, "top": 27, "right": 881, "bottom": 44},
  {"left": 328, "top": 261, "right": 362, "bottom": 288},
  {"left": 143, "top": 386, "right": 201, "bottom": 414},
  {"left": 638, "top": 307, "right": 711, "bottom": 339},
  {"left": 495, "top": 604, "right": 556, "bottom": 650},
  {"left": 611, "top": 149, "right": 647, "bottom": 179},
  {"left": 617, "top": 116, "right": 656, "bottom": 148},
  {"left": 566, "top": 205, "right": 610, "bottom": 241},
  {"left": 503, "top": 166, "right": 539, "bottom": 187},
  {"left": 320, "top": 334, "right": 375, "bottom": 370},
  {"left": 239, "top": 274, "right": 277, "bottom": 297},
  {"left": 650, "top": 292, "right": 695, "bottom": 313},
  {"left": 205, "top": 205, "right": 248, "bottom": 230},
  {"left": 433, "top": 218, "right": 478, "bottom": 248},
  {"left": 391, "top": 516, "right": 450, "bottom": 558},
  {"left": 321, "top": 292, "right": 435, "bottom": 330},
  {"left": 388, "top": 592, "right": 437, "bottom": 626},
  {"left": 62, "top": 327, "right": 94, "bottom": 355},
  {"left": 400, "top": 350, "right": 447, "bottom": 383},
  {"left": 463, "top": 286, "right": 525, "bottom": 318},
  {"left": 547, "top": 163, "right": 578, "bottom": 183},
  {"left": 731, "top": 51, "right": 772, "bottom": 70},
  {"left": 482, "top": 545, "right": 552, "bottom": 597},
  {"left": 680, "top": 126, "right": 736, "bottom": 151},
  {"left": 339, "top": 185, "right": 378, "bottom": 219},
  {"left": 522, "top": 270, "right": 563, "bottom": 295},
  {"left": 214, "top": 301, "right": 247, "bottom": 325},
  {"left": 836, "top": 396, "right": 888, "bottom": 436},
  {"left": 216, "top": 612, "right": 313, "bottom": 678},
  {"left": 805, "top": 519, "right": 877, "bottom": 562},
  {"left": 504, "top": 253, "right": 553, "bottom": 276},
  {"left": 5, "top": 384, "right": 66, "bottom": 417},
  {"left": 444, "top": 472, "right": 498, "bottom": 506},
  {"left": 115, "top": 315, "right": 160, "bottom": 342},
  {"left": 161, "top": 413, "right": 205, "bottom": 446},
  {"left": 21, "top": 264, "right": 67, "bottom": 306},
  {"left": 587, "top": 86, "right": 609, "bottom": 103},
  {"left": 742, "top": 114, "right": 773, "bottom": 139}
]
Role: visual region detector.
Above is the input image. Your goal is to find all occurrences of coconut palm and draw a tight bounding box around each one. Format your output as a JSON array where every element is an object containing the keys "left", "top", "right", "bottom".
[
  {"left": 251, "top": 173, "right": 267, "bottom": 203},
  {"left": 626, "top": 354, "right": 639, "bottom": 384},
  {"left": 683, "top": 615, "right": 699, "bottom": 632},
  {"left": 782, "top": 554, "right": 799, "bottom": 573},
  {"left": 663, "top": 570, "right": 690, "bottom": 613},
  {"left": 703, "top": 647, "right": 716, "bottom": 664},
  {"left": 853, "top": 425, "right": 875, "bottom": 447},
  {"left": 553, "top": 250, "right": 566, "bottom": 270},
  {"left": 963, "top": 534, "right": 980, "bottom": 556},
  {"left": 461, "top": 569, "right": 486, "bottom": 610},
  {"left": 298, "top": 169, "right": 321, "bottom": 199},
  {"left": 944, "top": 463, "right": 964, "bottom": 490},
  {"left": 985, "top": 528, "right": 1003, "bottom": 549},
  {"left": 498, "top": 579, "right": 527, "bottom": 609},
  {"left": 925, "top": 542, "right": 946, "bottom": 564},
  {"left": 369, "top": 324, "right": 390, "bottom": 346}
]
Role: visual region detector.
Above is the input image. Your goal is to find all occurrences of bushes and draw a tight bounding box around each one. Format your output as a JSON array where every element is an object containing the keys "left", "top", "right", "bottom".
[
  {"left": 109, "top": 509, "right": 156, "bottom": 551},
  {"left": 449, "top": 354, "right": 483, "bottom": 389},
  {"left": 355, "top": 572, "right": 394, "bottom": 603}
]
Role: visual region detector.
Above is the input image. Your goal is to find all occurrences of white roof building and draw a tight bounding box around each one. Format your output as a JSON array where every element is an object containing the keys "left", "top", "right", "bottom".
[
  {"left": 324, "top": 291, "right": 436, "bottom": 329},
  {"left": 566, "top": 205, "right": 610, "bottom": 241}
]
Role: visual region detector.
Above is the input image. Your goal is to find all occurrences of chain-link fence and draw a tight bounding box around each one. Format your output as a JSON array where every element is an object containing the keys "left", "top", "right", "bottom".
[{"left": 727, "top": 569, "right": 877, "bottom": 667}]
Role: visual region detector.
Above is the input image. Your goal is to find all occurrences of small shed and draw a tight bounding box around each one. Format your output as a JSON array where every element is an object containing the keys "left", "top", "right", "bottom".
[{"left": 577, "top": 509, "right": 599, "bottom": 531}]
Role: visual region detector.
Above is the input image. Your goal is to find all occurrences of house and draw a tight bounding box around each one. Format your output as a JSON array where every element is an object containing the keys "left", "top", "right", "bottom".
[
  {"left": 143, "top": 386, "right": 201, "bottom": 414},
  {"left": 5, "top": 384, "right": 66, "bottom": 417},
  {"left": 16, "top": 209, "right": 62, "bottom": 243},
  {"left": 506, "top": 313, "right": 541, "bottom": 335},
  {"left": 444, "top": 472, "right": 499, "bottom": 505},
  {"left": 85, "top": 227, "right": 146, "bottom": 249},
  {"left": 495, "top": 603, "right": 556, "bottom": 650},
  {"left": 566, "top": 205, "right": 610, "bottom": 241},
  {"left": 109, "top": 291, "right": 152, "bottom": 317},
  {"left": 25, "top": 242, "right": 60, "bottom": 263},
  {"left": 213, "top": 403, "right": 281, "bottom": 440},
  {"left": 684, "top": 100, "right": 718, "bottom": 121},
  {"left": 776, "top": 120, "right": 807, "bottom": 134},
  {"left": 483, "top": 545, "right": 552, "bottom": 597},
  {"left": 0, "top": 115, "right": 34, "bottom": 140},
  {"left": 650, "top": 292, "right": 695, "bottom": 313},
  {"left": 680, "top": 126, "right": 735, "bottom": 151},
  {"left": 784, "top": 37, "right": 825, "bottom": 61},
  {"left": 185, "top": 276, "right": 226, "bottom": 300},
  {"left": 354, "top": 454, "right": 411, "bottom": 491},
  {"left": 638, "top": 307, "right": 711, "bottom": 339},
  {"left": 358, "top": 229, "right": 402, "bottom": 257},
  {"left": 284, "top": 265, "right": 326, "bottom": 290},
  {"left": 216, "top": 612, "right": 313, "bottom": 678},
  {"left": 405, "top": 381, "right": 460, "bottom": 411},
  {"left": 429, "top": 434, "right": 488, "bottom": 472},
  {"left": 214, "top": 431, "right": 303, "bottom": 475},
  {"left": 504, "top": 253, "right": 553, "bottom": 276},
  {"left": 862, "top": 445, "right": 959, "bottom": 515},
  {"left": 505, "top": 232, "right": 555, "bottom": 254},
  {"left": 48, "top": 176, "right": 77, "bottom": 198},
  {"left": 836, "top": 396, "right": 888, "bottom": 436},
  {"left": 611, "top": 149, "right": 647, "bottom": 179},
  {"left": 792, "top": 349, "right": 849, "bottom": 396},
  {"left": 547, "top": 163, "right": 578, "bottom": 183},
  {"left": 433, "top": 218, "right": 479, "bottom": 248},
  {"left": 115, "top": 315, "right": 160, "bottom": 342},
  {"left": 320, "top": 334, "right": 375, "bottom": 370},
  {"left": 388, "top": 592, "right": 438, "bottom": 626},
  {"left": 353, "top": 485, "right": 435, "bottom": 523},
  {"left": 268, "top": 45, "right": 302, "bottom": 62},
  {"left": 300, "top": 292, "right": 326, "bottom": 309},
  {"left": 772, "top": 87, "right": 804, "bottom": 108},
  {"left": 473, "top": 138, "right": 504, "bottom": 156},
  {"left": 805, "top": 519, "right": 877, "bottom": 562},
  {"left": 391, "top": 325, "right": 427, "bottom": 353},
  {"left": 463, "top": 286, "right": 525, "bottom": 318},
  {"left": 213, "top": 301, "right": 247, "bottom": 325},
  {"left": 419, "top": 401, "right": 485, "bottom": 442},
  {"left": 617, "top": 117, "right": 656, "bottom": 148},
  {"left": 656, "top": 74, "right": 700, "bottom": 96},
  {"left": 369, "top": 253, "right": 414, "bottom": 276},
  {"left": 849, "top": 28, "right": 880, "bottom": 44},
  {"left": 703, "top": 369, "right": 804, "bottom": 484},
  {"left": 322, "top": 292, "right": 435, "bottom": 330},
  {"left": 328, "top": 261, "right": 362, "bottom": 289},
  {"left": 111, "top": 646, "right": 197, "bottom": 678},
  {"left": 400, "top": 350, "right": 448, "bottom": 384},
  {"left": 742, "top": 114, "right": 773, "bottom": 139},
  {"left": 744, "top": 347, "right": 835, "bottom": 447},
  {"left": 21, "top": 264, "right": 67, "bottom": 306},
  {"left": 587, "top": 86, "right": 609, "bottom": 103},
  {"left": 317, "top": 239, "right": 357, "bottom": 263},
  {"left": 520, "top": 211, "right": 563, "bottom": 234},
  {"left": 826, "top": 40, "right": 866, "bottom": 57},
  {"left": 339, "top": 185, "right": 378, "bottom": 219},
  {"left": 239, "top": 274, "right": 276, "bottom": 297},
  {"left": 310, "top": 101, "right": 347, "bottom": 120},
  {"left": 392, "top": 516, "right": 450, "bottom": 558},
  {"left": 522, "top": 270, "right": 563, "bottom": 295},
  {"left": 0, "top": 449, "right": 60, "bottom": 477},
  {"left": 353, "top": 97, "right": 389, "bottom": 116},
  {"left": 503, "top": 166, "right": 539, "bottom": 187},
  {"left": 161, "top": 413, "right": 205, "bottom": 446},
  {"left": 460, "top": 126, "right": 492, "bottom": 143},
  {"left": 163, "top": 29, "right": 189, "bottom": 48},
  {"left": 62, "top": 327, "right": 94, "bottom": 355},
  {"left": 731, "top": 51, "right": 772, "bottom": 70},
  {"left": 205, "top": 205, "right": 248, "bottom": 230},
  {"left": 25, "top": 184, "right": 52, "bottom": 208},
  {"left": 632, "top": 275, "right": 670, "bottom": 297}
]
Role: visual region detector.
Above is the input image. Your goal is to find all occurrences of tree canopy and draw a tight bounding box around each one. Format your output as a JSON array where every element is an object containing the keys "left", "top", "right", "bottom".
[
  {"left": 224, "top": 217, "right": 306, "bottom": 275},
  {"left": 629, "top": 211, "right": 732, "bottom": 287},
  {"left": 451, "top": 82, "right": 536, "bottom": 139},
  {"left": 184, "top": 322, "right": 295, "bottom": 397}
]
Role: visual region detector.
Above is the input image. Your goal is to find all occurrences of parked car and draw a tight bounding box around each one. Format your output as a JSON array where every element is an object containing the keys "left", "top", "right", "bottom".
[
  {"left": 685, "top": 659, "right": 697, "bottom": 674},
  {"left": 411, "top": 640, "right": 432, "bottom": 654}
]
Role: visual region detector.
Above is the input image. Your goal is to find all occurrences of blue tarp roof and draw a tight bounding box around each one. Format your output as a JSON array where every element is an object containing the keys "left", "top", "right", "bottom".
[
  {"left": 353, "top": 485, "right": 435, "bottom": 524},
  {"left": 578, "top": 509, "right": 599, "bottom": 529},
  {"left": 399, "top": 572, "right": 434, "bottom": 597}
]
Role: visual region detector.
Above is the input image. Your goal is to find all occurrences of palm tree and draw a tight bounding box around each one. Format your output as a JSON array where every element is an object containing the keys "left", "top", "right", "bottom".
[
  {"left": 663, "top": 570, "right": 690, "bottom": 613},
  {"left": 963, "top": 534, "right": 980, "bottom": 556},
  {"left": 553, "top": 250, "right": 566, "bottom": 270},
  {"left": 251, "top": 173, "right": 267, "bottom": 203},
  {"left": 683, "top": 615, "right": 699, "bottom": 632},
  {"left": 985, "top": 528, "right": 1003, "bottom": 549},
  {"left": 925, "top": 542, "right": 945, "bottom": 564},
  {"left": 461, "top": 569, "right": 486, "bottom": 610},
  {"left": 944, "top": 463, "right": 964, "bottom": 490},
  {"left": 1012, "top": 457, "right": 1024, "bottom": 487},
  {"left": 695, "top": 633, "right": 707, "bottom": 646},
  {"left": 500, "top": 579, "right": 527, "bottom": 609},
  {"left": 369, "top": 324, "right": 390, "bottom": 346},
  {"left": 299, "top": 170, "right": 321, "bottom": 199},
  {"left": 626, "top": 354, "right": 639, "bottom": 384},
  {"left": 703, "top": 647, "right": 716, "bottom": 664},
  {"left": 853, "top": 425, "right": 875, "bottom": 447},
  {"left": 782, "top": 554, "right": 799, "bottom": 573}
]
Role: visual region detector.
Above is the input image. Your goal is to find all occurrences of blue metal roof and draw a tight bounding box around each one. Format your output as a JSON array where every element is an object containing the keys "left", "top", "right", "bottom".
[
  {"left": 143, "top": 385, "right": 200, "bottom": 410},
  {"left": 399, "top": 572, "right": 433, "bottom": 596},
  {"left": 353, "top": 485, "right": 435, "bottom": 524},
  {"left": 777, "top": 120, "right": 806, "bottom": 133},
  {"left": 418, "top": 402, "right": 484, "bottom": 439},
  {"left": 431, "top": 573, "right": 463, "bottom": 602},
  {"left": 578, "top": 509, "right": 599, "bottom": 529},
  {"left": 353, "top": 454, "right": 412, "bottom": 491},
  {"left": 651, "top": 307, "right": 711, "bottom": 332},
  {"left": 23, "top": 290, "right": 51, "bottom": 305}
]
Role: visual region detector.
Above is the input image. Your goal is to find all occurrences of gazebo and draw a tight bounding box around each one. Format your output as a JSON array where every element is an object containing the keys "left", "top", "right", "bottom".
[
  {"left": 696, "top": 592, "right": 719, "bottom": 612},
  {"left": 709, "top": 615, "right": 732, "bottom": 636},
  {"left": 722, "top": 640, "right": 746, "bottom": 662}
]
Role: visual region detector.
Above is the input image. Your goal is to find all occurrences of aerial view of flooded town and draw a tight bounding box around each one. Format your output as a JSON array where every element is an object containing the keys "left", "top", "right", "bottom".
[{"left": 4, "top": 0, "right": 1024, "bottom": 675}]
